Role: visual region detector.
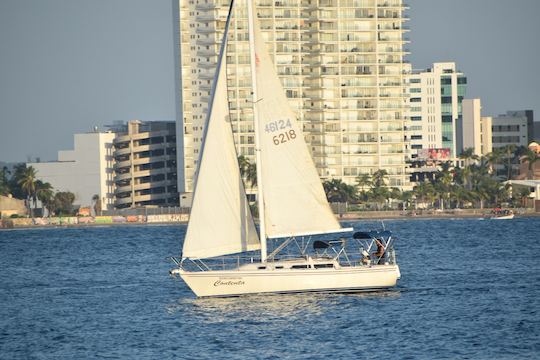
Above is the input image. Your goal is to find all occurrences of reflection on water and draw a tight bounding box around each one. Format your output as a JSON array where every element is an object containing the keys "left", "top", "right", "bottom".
[{"left": 166, "top": 290, "right": 401, "bottom": 323}]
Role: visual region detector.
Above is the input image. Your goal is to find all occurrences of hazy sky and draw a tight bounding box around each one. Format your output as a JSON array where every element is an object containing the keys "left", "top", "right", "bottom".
[{"left": 1, "top": 0, "right": 539, "bottom": 162}]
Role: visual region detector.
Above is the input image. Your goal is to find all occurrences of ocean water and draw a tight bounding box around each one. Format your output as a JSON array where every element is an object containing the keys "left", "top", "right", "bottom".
[{"left": 0, "top": 218, "right": 539, "bottom": 359}]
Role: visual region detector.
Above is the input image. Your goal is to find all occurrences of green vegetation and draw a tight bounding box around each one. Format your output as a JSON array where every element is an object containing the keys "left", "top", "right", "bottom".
[
  {"left": 0, "top": 163, "right": 75, "bottom": 217},
  {"left": 323, "top": 147, "right": 539, "bottom": 211}
]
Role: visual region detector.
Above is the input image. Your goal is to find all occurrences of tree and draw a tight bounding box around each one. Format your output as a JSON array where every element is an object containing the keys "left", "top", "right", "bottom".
[
  {"left": 238, "top": 155, "right": 257, "bottom": 190},
  {"left": 17, "top": 166, "right": 37, "bottom": 217},
  {"left": 502, "top": 144, "right": 517, "bottom": 180},
  {"left": 0, "top": 166, "right": 10, "bottom": 196},
  {"left": 92, "top": 194, "right": 102, "bottom": 216},
  {"left": 413, "top": 181, "right": 436, "bottom": 209},
  {"left": 399, "top": 190, "right": 414, "bottom": 210},
  {"left": 36, "top": 181, "right": 54, "bottom": 216},
  {"left": 484, "top": 148, "right": 504, "bottom": 176},
  {"left": 246, "top": 162, "right": 257, "bottom": 190},
  {"left": 9, "top": 163, "right": 28, "bottom": 200},
  {"left": 323, "top": 179, "right": 357, "bottom": 203},
  {"left": 355, "top": 173, "right": 372, "bottom": 201},
  {"left": 52, "top": 192, "right": 76, "bottom": 216},
  {"left": 237, "top": 155, "right": 250, "bottom": 178},
  {"left": 371, "top": 169, "right": 388, "bottom": 188},
  {"left": 458, "top": 148, "right": 479, "bottom": 190},
  {"left": 459, "top": 147, "right": 479, "bottom": 165},
  {"left": 366, "top": 170, "right": 392, "bottom": 210},
  {"left": 521, "top": 149, "right": 539, "bottom": 180},
  {"left": 434, "top": 165, "right": 453, "bottom": 210}
]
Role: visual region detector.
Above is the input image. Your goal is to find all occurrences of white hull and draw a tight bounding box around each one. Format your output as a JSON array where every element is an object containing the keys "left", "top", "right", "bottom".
[
  {"left": 173, "top": 265, "right": 400, "bottom": 297},
  {"left": 491, "top": 214, "right": 514, "bottom": 220}
]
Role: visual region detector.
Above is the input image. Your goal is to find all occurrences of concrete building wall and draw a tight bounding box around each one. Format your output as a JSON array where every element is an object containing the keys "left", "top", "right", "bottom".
[
  {"left": 492, "top": 111, "right": 531, "bottom": 149},
  {"left": 461, "top": 99, "right": 492, "bottom": 157},
  {"left": 28, "top": 132, "right": 115, "bottom": 210},
  {"left": 408, "top": 62, "right": 466, "bottom": 158},
  {"left": 113, "top": 121, "right": 179, "bottom": 209},
  {"left": 0, "top": 195, "right": 27, "bottom": 218},
  {"left": 480, "top": 116, "right": 492, "bottom": 156}
]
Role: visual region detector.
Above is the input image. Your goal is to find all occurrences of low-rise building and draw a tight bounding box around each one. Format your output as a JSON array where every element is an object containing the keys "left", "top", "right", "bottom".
[
  {"left": 492, "top": 110, "right": 534, "bottom": 149},
  {"left": 28, "top": 131, "right": 115, "bottom": 210},
  {"left": 0, "top": 195, "right": 27, "bottom": 218}
]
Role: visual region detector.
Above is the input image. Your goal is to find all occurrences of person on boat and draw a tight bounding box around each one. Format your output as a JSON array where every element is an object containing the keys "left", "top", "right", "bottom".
[
  {"left": 361, "top": 247, "right": 370, "bottom": 265},
  {"left": 373, "top": 239, "right": 385, "bottom": 265}
]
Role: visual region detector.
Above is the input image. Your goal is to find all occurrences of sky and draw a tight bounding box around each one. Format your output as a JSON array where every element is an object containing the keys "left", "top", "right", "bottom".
[{"left": 0, "top": 0, "right": 539, "bottom": 163}]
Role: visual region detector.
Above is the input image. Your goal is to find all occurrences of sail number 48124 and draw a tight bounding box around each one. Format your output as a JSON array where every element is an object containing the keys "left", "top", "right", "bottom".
[{"left": 273, "top": 130, "right": 296, "bottom": 145}]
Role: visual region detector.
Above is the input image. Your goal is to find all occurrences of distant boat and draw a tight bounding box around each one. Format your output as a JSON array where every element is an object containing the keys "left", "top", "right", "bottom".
[
  {"left": 169, "top": 0, "right": 400, "bottom": 297},
  {"left": 490, "top": 208, "right": 515, "bottom": 220}
]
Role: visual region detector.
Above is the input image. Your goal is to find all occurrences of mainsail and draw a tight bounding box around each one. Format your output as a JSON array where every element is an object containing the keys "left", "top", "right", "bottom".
[
  {"left": 182, "top": 2, "right": 259, "bottom": 259},
  {"left": 252, "top": 15, "right": 346, "bottom": 239}
]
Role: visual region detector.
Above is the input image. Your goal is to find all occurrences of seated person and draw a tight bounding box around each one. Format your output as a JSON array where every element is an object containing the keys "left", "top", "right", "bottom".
[{"left": 372, "top": 239, "right": 385, "bottom": 265}]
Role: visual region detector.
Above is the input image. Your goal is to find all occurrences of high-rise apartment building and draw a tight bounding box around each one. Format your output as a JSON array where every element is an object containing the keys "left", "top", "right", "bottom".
[
  {"left": 175, "top": 0, "right": 411, "bottom": 201},
  {"left": 408, "top": 62, "right": 467, "bottom": 158}
]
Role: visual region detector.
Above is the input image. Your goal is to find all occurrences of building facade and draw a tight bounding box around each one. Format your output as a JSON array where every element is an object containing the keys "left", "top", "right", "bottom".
[
  {"left": 113, "top": 121, "right": 178, "bottom": 209},
  {"left": 461, "top": 99, "right": 492, "bottom": 157},
  {"left": 408, "top": 62, "right": 466, "bottom": 158},
  {"left": 491, "top": 110, "right": 534, "bottom": 149},
  {"left": 28, "top": 131, "right": 116, "bottom": 210},
  {"left": 175, "top": 0, "right": 411, "bottom": 200}
]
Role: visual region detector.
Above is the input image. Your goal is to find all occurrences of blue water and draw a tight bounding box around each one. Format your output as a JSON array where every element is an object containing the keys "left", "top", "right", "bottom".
[{"left": 1, "top": 218, "right": 539, "bottom": 359}]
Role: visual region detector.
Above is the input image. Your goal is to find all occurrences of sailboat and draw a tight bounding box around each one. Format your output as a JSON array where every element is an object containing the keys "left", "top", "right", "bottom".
[{"left": 169, "top": 0, "right": 401, "bottom": 297}]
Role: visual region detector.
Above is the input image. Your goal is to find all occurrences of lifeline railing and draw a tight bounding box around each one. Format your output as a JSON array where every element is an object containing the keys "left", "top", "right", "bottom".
[{"left": 169, "top": 234, "right": 398, "bottom": 272}]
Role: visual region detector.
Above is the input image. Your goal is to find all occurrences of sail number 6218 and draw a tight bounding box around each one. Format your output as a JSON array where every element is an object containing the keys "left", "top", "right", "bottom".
[{"left": 272, "top": 130, "right": 296, "bottom": 145}]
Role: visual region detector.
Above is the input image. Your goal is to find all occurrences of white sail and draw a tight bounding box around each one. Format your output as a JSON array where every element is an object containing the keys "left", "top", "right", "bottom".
[
  {"left": 182, "top": 5, "right": 259, "bottom": 259},
  {"left": 252, "top": 16, "right": 347, "bottom": 239}
]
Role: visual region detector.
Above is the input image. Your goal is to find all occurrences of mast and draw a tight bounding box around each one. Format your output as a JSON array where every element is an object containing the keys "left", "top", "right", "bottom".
[{"left": 247, "top": 0, "right": 267, "bottom": 262}]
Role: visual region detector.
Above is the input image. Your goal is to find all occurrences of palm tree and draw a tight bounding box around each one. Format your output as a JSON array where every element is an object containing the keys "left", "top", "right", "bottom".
[
  {"left": 502, "top": 144, "right": 517, "bottom": 180},
  {"left": 9, "top": 163, "right": 28, "bottom": 199},
  {"left": 521, "top": 149, "right": 539, "bottom": 180},
  {"left": 458, "top": 148, "right": 479, "bottom": 190},
  {"left": 399, "top": 190, "right": 414, "bottom": 210},
  {"left": 0, "top": 166, "right": 10, "bottom": 196},
  {"left": 413, "top": 181, "right": 436, "bottom": 209},
  {"left": 435, "top": 167, "right": 453, "bottom": 210},
  {"left": 36, "top": 181, "right": 54, "bottom": 216},
  {"left": 237, "top": 155, "right": 250, "bottom": 178},
  {"left": 17, "top": 166, "right": 37, "bottom": 217},
  {"left": 238, "top": 155, "right": 257, "bottom": 190},
  {"left": 371, "top": 169, "right": 388, "bottom": 187},
  {"left": 459, "top": 147, "right": 479, "bottom": 165},
  {"left": 92, "top": 194, "right": 102, "bottom": 216},
  {"left": 355, "top": 173, "right": 372, "bottom": 201},
  {"left": 323, "top": 179, "right": 357, "bottom": 203},
  {"left": 246, "top": 163, "right": 257, "bottom": 190},
  {"left": 484, "top": 148, "right": 504, "bottom": 176}
]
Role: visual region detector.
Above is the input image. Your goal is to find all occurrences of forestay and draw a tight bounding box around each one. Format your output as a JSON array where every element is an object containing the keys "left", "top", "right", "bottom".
[
  {"left": 252, "top": 16, "right": 347, "bottom": 239},
  {"left": 182, "top": 3, "right": 259, "bottom": 259}
]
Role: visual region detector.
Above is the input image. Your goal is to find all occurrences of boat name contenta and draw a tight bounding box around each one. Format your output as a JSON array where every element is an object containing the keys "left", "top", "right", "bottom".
[{"left": 169, "top": 0, "right": 401, "bottom": 297}]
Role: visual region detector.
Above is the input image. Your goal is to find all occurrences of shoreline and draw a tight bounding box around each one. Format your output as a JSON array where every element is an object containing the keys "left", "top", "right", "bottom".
[{"left": 2, "top": 209, "right": 538, "bottom": 230}]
